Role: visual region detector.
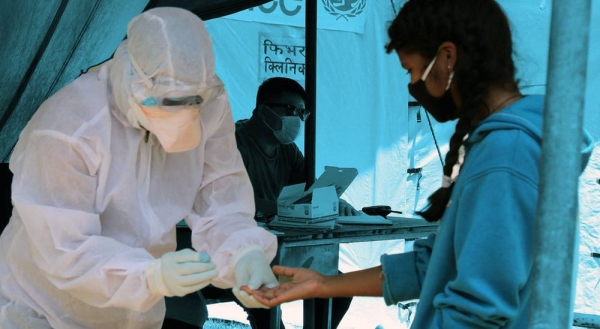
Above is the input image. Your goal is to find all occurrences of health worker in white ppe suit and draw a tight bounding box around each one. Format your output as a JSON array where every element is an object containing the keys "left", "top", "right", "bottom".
[{"left": 0, "top": 7, "right": 278, "bottom": 329}]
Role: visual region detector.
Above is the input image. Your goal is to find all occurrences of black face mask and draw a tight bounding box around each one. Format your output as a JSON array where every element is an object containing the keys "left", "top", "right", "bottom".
[
  {"left": 408, "top": 54, "right": 458, "bottom": 123},
  {"left": 408, "top": 81, "right": 458, "bottom": 122}
]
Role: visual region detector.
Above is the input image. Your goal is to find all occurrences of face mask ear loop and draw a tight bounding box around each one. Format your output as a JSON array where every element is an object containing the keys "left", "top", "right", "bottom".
[
  {"left": 260, "top": 105, "right": 283, "bottom": 132},
  {"left": 446, "top": 71, "right": 454, "bottom": 90},
  {"left": 421, "top": 54, "right": 438, "bottom": 81}
]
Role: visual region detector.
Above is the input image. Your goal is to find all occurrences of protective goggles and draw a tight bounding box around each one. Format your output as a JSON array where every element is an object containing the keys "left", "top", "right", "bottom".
[
  {"left": 139, "top": 82, "right": 224, "bottom": 112},
  {"left": 264, "top": 103, "right": 310, "bottom": 121}
]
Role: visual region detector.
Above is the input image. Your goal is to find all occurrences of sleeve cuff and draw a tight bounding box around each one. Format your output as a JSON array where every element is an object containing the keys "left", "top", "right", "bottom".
[
  {"left": 380, "top": 252, "right": 421, "bottom": 305},
  {"left": 228, "top": 245, "right": 264, "bottom": 270},
  {"left": 145, "top": 259, "right": 170, "bottom": 297}
]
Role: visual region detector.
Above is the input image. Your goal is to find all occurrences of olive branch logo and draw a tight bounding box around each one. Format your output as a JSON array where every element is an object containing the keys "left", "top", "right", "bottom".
[{"left": 322, "top": 0, "right": 367, "bottom": 21}]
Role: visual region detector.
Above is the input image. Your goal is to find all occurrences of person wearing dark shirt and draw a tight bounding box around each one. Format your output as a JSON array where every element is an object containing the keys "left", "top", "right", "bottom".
[
  {"left": 236, "top": 77, "right": 356, "bottom": 219},
  {"left": 235, "top": 117, "right": 304, "bottom": 218},
  {"left": 233, "top": 77, "right": 355, "bottom": 328}
]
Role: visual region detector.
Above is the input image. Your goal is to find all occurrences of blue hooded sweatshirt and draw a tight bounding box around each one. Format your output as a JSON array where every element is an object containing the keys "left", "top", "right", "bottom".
[{"left": 380, "top": 95, "right": 594, "bottom": 328}]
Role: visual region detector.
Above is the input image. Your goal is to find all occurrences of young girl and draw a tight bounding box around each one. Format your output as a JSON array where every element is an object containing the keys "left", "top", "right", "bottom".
[{"left": 243, "top": 0, "right": 593, "bottom": 327}]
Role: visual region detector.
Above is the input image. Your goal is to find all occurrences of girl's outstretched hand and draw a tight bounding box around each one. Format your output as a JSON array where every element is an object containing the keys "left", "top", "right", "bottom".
[{"left": 240, "top": 265, "right": 325, "bottom": 307}]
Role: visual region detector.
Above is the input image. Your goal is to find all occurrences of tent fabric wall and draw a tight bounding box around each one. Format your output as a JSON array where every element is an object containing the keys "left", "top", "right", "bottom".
[
  {"left": 205, "top": 0, "right": 599, "bottom": 319},
  {"left": 0, "top": 0, "right": 150, "bottom": 162},
  {"left": 0, "top": 0, "right": 272, "bottom": 163}
]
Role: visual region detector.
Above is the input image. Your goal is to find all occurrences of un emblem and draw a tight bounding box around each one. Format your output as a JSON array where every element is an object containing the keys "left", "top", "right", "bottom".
[{"left": 322, "top": 0, "right": 367, "bottom": 21}]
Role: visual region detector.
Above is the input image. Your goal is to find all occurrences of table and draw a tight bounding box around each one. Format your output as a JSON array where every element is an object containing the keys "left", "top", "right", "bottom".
[
  {"left": 265, "top": 216, "right": 438, "bottom": 329},
  {"left": 175, "top": 217, "right": 438, "bottom": 329}
]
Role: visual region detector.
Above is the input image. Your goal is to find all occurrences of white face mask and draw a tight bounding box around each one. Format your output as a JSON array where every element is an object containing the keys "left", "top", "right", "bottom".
[
  {"left": 273, "top": 115, "right": 302, "bottom": 145},
  {"left": 136, "top": 103, "right": 202, "bottom": 153},
  {"left": 262, "top": 106, "right": 302, "bottom": 145}
]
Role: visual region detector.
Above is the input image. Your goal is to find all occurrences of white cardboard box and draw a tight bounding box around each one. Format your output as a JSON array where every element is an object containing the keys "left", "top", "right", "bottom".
[{"left": 276, "top": 166, "right": 358, "bottom": 222}]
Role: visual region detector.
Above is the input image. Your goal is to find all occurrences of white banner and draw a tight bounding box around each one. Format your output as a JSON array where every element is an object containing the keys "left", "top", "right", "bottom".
[
  {"left": 259, "top": 34, "right": 306, "bottom": 83},
  {"left": 226, "top": 0, "right": 369, "bottom": 34}
]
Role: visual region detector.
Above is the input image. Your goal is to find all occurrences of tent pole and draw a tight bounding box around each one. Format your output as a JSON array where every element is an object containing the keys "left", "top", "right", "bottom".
[
  {"left": 304, "top": 0, "right": 317, "bottom": 187},
  {"left": 530, "top": 0, "right": 591, "bottom": 327},
  {"left": 301, "top": 2, "right": 319, "bottom": 328}
]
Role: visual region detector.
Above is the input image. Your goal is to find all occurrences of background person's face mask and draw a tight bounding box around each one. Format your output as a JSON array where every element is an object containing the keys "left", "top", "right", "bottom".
[
  {"left": 137, "top": 103, "right": 202, "bottom": 153},
  {"left": 262, "top": 106, "right": 302, "bottom": 145},
  {"left": 408, "top": 52, "right": 458, "bottom": 122}
]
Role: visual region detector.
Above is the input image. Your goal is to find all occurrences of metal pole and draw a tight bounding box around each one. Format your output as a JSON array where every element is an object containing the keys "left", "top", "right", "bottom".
[
  {"left": 302, "top": 2, "right": 317, "bottom": 327},
  {"left": 304, "top": 0, "right": 317, "bottom": 187},
  {"left": 530, "top": 0, "right": 591, "bottom": 327}
]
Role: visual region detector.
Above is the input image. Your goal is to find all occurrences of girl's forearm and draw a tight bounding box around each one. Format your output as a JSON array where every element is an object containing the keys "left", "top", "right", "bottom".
[{"left": 320, "top": 265, "right": 384, "bottom": 298}]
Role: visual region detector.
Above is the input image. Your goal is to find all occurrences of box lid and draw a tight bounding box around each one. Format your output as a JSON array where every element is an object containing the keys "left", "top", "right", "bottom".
[
  {"left": 278, "top": 166, "right": 358, "bottom": 204},
  {"left": 306, "top": 166, "right": 358, "bottom": 197}
]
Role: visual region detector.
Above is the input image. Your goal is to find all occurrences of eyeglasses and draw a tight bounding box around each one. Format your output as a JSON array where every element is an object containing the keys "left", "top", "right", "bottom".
[{"left": 264, "top": 103, "right": 310, "bottom": 121}]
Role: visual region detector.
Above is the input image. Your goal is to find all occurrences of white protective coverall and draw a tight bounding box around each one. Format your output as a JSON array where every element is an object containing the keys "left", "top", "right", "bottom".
[{"left": 0, "top": 7, "right": 277, "bottom": 329}]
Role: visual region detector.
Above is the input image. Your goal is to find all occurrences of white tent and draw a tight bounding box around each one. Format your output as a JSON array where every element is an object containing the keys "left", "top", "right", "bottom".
[
  {"left": 0, "top": 0, "right": 597, "bottom": 327},
  {"left": 204, "top": 0, "right": 600, "bottom": 324}
]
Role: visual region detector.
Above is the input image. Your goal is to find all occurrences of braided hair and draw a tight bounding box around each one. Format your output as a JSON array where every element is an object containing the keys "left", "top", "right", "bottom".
[{"left": 385, "top": 0, "right": 519, "bottom": 222}]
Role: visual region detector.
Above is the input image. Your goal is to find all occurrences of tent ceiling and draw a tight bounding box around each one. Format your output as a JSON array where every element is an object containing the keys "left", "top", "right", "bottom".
[
  {"left": 0, "top": 0, "right": 271, "bottom": 162},
  {"left": 145, "top": 0, "right": 272, "bottom": 20}
]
